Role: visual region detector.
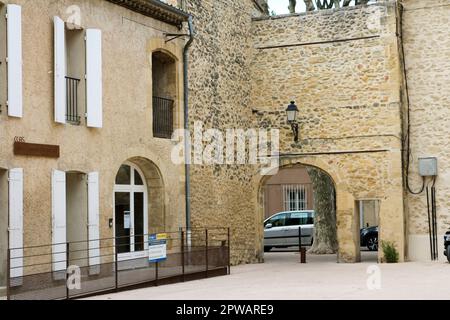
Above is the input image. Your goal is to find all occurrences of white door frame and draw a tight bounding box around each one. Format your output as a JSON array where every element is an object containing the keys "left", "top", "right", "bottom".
[{"left": 113, "top": 162, "right": 148, "bottom": 262}]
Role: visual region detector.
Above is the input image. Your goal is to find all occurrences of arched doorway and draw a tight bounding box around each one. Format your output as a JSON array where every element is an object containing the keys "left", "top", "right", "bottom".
[
  {"left": 114, "top": 162, "right": 148, "bottom": 261},
  {"left": 256, "top": 157, "right": 367, "bottom": 264},
  {"left": 261, "top": 165, "right": 339, "bottom": 263}
]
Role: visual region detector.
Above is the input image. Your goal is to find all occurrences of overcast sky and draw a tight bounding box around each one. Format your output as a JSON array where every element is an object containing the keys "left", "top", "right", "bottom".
[{"left": 267, "top": 0, "right": 306, "bottom": 14}]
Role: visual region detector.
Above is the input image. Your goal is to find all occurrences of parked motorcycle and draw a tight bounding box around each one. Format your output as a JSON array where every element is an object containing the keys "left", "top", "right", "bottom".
[{"left": 445, "top": 231, "right": 450, "bottom": 263}]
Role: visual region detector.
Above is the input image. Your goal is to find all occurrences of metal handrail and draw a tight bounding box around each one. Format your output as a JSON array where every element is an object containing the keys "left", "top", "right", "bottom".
[{"left": 7, "top": 227, "right": 232, "bottom": 300}]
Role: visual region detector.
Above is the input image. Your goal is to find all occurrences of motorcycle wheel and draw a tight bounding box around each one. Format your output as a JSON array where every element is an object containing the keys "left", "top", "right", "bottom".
[
  {"left": 447, "top": 246, "right": 450, "bottom": 263},
  {"left": 367, "top": 236, "right": 378, "bottom": 251}
]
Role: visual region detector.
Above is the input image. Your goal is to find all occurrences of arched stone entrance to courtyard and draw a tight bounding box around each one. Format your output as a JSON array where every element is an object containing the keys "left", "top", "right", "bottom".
[{"left": 255, "top": 157, "right": 361, "bottom": 263}]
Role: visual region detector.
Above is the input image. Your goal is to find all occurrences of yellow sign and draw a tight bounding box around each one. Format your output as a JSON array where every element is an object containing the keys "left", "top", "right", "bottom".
[{"left": 156, "top": 233, "right": 167, "bottom": 240}]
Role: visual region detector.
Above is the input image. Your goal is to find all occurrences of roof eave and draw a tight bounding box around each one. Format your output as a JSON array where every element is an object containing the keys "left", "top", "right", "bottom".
[{"left": 107, "top": 0, "right": 190, "bottom": 28}]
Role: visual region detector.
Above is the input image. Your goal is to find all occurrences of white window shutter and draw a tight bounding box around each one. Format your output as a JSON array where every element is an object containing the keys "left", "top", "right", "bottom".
[
  {"left": 54, "top": 16, "right": 66, "bottom": 124},
  {"left": 8, "top": 168, "right": 23, "bottom": 279},
  {"left": 88, "top": 172, "right": 100, "bottom": 269},
  {"left": 6, "top": 5, "right": 23, "bottom": 118},
  {"left": 52, "top": 170, "right": 66, "bottom": 272},
  {"left": 86, "top": 29, "right": 103, "bottom": 128}
]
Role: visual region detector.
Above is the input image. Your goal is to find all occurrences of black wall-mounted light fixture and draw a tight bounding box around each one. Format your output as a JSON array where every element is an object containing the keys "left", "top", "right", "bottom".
[{"left": 286, "top": 101, "right": 299, "bottom": 143}]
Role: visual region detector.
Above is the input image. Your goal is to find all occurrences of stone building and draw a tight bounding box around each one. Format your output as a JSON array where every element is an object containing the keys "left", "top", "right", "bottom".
[
  {"left": 2, "top": 0, "right": 450, "bottom": 297},
  {"left": 186, "top": 0, "right": 404, "bottom": 264},
  {"left": 401, "top": 0, "right": 450, "bottom": 261},
  {"left": 0, "top": 0, "right": 191, "bottom": 294},
  {"left": 185, "top": 0, "right": 450, "bottom": 265}
]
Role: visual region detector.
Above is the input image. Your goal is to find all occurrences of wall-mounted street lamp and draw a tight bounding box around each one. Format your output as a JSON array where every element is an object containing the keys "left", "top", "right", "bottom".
[{"left": 286, "top": 101, "right": 299, "bottom": 143}]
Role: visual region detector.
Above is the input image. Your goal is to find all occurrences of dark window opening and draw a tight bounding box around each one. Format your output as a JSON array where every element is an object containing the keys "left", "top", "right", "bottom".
[
  {"left": 152, "top": 51, "right": 176, "bottom": 139},
  {"left": 65, "top": 27, "right": 85, "bottom": 125}
]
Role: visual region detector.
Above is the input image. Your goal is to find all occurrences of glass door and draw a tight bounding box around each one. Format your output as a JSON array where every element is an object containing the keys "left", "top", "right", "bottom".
[
  {"left": 115, "top": 192, "right": 131, "bottom": 254},
  {"left": 114, "top": 164, "right": 148, "bottom": 260}
]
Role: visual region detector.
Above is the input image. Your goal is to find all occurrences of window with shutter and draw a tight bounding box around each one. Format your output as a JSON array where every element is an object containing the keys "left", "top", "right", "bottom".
[
  {"left": 6, "top": 5, "right": 22, "bottom": 118},
  {"left": 54, "top": 17, "right": 88, "bottom": 126},
  {"left": 86, "top": 29, "right": 103, "bottom": 128},
  {"left": 0, "top": 170, "right": 7, "bottom": 287},
  {"left": 66, "top": 172, "right": 88, "bottom": 270},
  {"left": 54, "top": 16, "right": 66, "bottom": 124},
  {"left": 52, "top": 170, "right": 66, "bottom": 273},
  {"left": 8, "top": 168, "right": 23, "bottom": 279},
  {"left": 152, "top": 51, "right": 176, "bottom": 138},
  {"left": 88, "top": 172, "right": 100, "bottom": 273},
  {"left": 0, "top": 5, "right": 6, "bottom": 114}
]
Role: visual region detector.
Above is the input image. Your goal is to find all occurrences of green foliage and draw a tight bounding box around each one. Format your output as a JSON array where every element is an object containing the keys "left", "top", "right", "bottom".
[{"left": 381, "top": 241, "right": 399, "bottom": 263}]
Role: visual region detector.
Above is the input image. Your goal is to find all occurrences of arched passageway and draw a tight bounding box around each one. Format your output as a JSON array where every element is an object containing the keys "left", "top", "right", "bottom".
[
  {"left": 261, "top": 165, "right": 340, "bottom": 262},
  {"left": 256, "top": 158, "right": 378, "bottom": 263}
]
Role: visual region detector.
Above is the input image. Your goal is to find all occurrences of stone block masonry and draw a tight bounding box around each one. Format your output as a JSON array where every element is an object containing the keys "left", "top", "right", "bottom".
[{"left": 186, "top": 0, "right": 409, "bottom": 263}]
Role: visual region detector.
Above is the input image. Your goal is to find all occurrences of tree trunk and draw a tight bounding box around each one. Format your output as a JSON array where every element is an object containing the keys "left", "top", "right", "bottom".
[
  {"left": 307, "top": 167, "right": 338, "bottom": 254},
  {"left": 289, "top": 0, "right": 297, "bottom": 13},
  {"left": 304, "top": 0, "right": 315, "bottom": 11}
]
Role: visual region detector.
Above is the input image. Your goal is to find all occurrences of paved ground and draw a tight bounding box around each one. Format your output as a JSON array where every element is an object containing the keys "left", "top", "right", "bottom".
[{"left": 83, "top": 251, "right": 449, "bottom": 300}]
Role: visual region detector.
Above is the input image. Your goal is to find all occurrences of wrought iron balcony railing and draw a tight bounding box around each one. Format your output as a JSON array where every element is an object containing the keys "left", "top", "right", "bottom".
[
  {"left": 65, "top": 76, "right": 81, "bottom": 125},
  {"left": 153, "top": 96, "right": 174, "bottom": 139}
]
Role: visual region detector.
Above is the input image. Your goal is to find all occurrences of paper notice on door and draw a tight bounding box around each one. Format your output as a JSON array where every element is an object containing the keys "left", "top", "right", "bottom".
[{"left": 124, "top": 211, "right": 131, "bottom": 229}]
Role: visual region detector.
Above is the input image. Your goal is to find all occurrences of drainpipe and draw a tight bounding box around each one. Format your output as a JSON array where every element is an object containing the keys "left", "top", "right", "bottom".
[{"left": 183, "top": 15, "right": 194, "bottom": 231}]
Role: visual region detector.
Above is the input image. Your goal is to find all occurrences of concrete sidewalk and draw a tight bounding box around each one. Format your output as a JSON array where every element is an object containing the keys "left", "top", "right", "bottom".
[{"left": 86, "top": 252, "right": 450, "bottom": 300}]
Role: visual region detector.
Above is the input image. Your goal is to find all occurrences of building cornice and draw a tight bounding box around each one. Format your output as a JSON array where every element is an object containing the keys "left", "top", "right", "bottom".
[{"left": 107, "top": 0, "right": 190, "bottom": 28}]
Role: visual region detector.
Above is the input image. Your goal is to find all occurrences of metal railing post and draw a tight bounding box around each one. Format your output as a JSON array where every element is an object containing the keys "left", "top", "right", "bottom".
[
  {"left": 66, "top": 243, "right": 70, "bottom": 300},
  {"left": 181, "top": 230, "right": 185, "bottom": 282},
  {"left": 115, "top": 241, "right": 119, "bottom": 291},
  {"left": 205, "top": 229, "right": 209, "bottom": 278},
  {"left": 6, "top": 248, "right": 10, "bottom": 300},
  {"left": 227, "top": 228, "right": 231, "bottom": 275},
  {"left": 155, "top": 261, "right": 159, "bottom": 286},
  {"left": 299, "top": 227, "right": 306, "bottom": 264}
]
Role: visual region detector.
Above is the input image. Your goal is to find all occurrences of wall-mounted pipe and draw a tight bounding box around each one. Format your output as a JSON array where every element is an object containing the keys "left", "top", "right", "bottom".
[{"left": 183, "top": 15, "right": 194, "bottom": 230}]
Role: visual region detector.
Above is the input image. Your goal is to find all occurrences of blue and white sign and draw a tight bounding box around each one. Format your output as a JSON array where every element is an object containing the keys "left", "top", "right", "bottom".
[{"left": 149, "top": 233, "right": 167, "bottom": 263}]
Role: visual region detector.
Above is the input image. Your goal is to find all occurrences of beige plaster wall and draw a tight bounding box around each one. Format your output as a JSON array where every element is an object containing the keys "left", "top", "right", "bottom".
[
  {"left": 0, "top": 0, "right": 187, "bottom": 270},
  {"left": 264, "top": 167, "right": 314, "bottom": 218}
]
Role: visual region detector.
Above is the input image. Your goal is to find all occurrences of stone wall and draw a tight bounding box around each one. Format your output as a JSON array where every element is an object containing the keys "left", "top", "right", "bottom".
[
  {"left": 402, "top": 0, "right": 450, "bottom": 261},
  {"left": 249, "top": 2, "right": 405, "bottom": 262},
  {"left": 185, "top": 0, "right": 266, "bottom": 264},
  {"left": 186, "top": 1, "right": 406, "bottom": 263}
]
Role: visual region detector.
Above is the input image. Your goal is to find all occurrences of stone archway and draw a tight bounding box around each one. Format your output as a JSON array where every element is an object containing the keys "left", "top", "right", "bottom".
[
  {"left": 255, "top": 157, "right": 361, "bottom": 263},
  {"left": 126, "top": 157, "right": 166, "bottom": 235}
]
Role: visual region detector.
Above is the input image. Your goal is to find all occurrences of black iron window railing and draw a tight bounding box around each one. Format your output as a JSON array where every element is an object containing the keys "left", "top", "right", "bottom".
[
  {"left": 153, "top": 96, "right": 174, "bottom": 139},
  {"left": 66, "top": 76, "right": 81, "bottom": 125}
]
